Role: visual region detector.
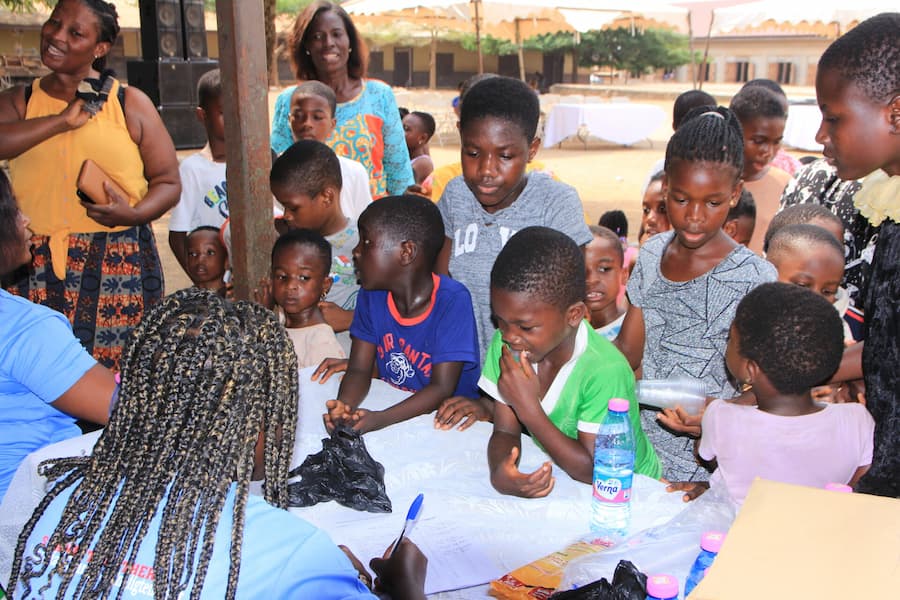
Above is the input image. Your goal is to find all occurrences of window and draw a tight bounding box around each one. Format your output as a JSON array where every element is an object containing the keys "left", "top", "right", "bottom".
[
  {"left": 735, "top": 61, "right": 750, "bottom": 83},
  {"left": 776, "top": 62, "right": 793, "bottom": 85}
]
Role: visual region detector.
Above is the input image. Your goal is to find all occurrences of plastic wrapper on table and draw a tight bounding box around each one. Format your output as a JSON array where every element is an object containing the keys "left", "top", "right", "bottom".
[
  {"left": 549, "top": 560, "right": 646, "bottom": 600},
  {"left": 558, "top": 486, "right": 737, "bottom": 591},
  {"left": 287, "top": 425, "right": 392, "bottom": 513}
]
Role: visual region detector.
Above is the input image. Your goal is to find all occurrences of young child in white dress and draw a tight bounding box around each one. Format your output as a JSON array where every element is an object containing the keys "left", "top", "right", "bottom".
[{"left": 271, "top": 228, "right": 345, "bottom": 369}]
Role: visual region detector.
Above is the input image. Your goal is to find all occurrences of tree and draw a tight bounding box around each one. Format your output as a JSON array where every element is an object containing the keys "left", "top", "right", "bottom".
[{"left": 578, "top": 27, "right": 699, "bottom": 82}]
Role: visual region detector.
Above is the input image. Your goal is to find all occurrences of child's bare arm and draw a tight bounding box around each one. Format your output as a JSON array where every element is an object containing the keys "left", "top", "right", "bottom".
[
  {"left": 488, "top": 403, "right": 554, "bottom": 498},
  {"left": 496, "top": 344, "right": 594, "bottom": 483},
  {"left": 614, "top": 304, "right": 645, "bottom": 370},
  {"left": 435, "top": 395, "right": 494, "bottom": 430},
  {"left": 334, "top": 337, "right": 378, "bottom": 410},
  {"left": 168, "top": 231, "right": 188, "bottom": 273},
  {"left": 350, "top": 361, "right": 464, "bottom": 434},
  {"left": 319, "top": 302, "right": 354, "bottom": 333}
]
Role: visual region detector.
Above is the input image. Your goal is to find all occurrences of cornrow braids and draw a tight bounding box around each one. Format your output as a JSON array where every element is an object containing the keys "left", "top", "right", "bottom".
[
  {"left": 79, "top": 0, "right": 120, "bottom": 72},
  {"left": 10, "top": 289, "right": 298, "bottom": 600},
  {"left": 664, "top": 105, "right": 744, "bottom": 181}
]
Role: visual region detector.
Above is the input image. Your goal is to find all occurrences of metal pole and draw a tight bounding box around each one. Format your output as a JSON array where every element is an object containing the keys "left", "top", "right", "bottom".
[
  {"left": 215, "top": 0, "right": 274, "bottom": 301},
  {"left": 473, "top": 0, "right": 484, "bottom": 73}
]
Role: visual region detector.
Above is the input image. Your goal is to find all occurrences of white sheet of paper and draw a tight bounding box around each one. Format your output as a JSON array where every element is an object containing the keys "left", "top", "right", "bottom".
[{"left": 327, "top": 513, "right": 502, "bottom": 594}]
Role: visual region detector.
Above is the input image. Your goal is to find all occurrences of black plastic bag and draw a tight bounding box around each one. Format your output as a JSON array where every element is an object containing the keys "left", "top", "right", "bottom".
[
  {"left": 550, "top": 560, "right": 646, "bottom": 600},
  {"left": 287, "top": 425, "right": 392, "bottom": 513}
]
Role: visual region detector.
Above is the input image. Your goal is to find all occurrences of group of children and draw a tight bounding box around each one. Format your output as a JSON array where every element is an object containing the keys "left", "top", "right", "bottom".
[
  {"left": 161, "top": 19, "right": 892, "bottom": 508},
  {"left": 5, "top": 10, "right": 897, "bottom": 599}
]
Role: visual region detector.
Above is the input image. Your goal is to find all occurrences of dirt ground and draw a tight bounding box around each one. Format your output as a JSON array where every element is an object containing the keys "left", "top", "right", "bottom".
[{"left": 155, "top": 85, "right": 818, "bottom": 294}]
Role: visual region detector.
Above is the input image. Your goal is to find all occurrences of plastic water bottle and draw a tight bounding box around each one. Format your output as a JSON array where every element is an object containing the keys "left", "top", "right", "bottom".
[
  {"left": 590, "top": 397, "right": 635, "bottom": 543},
  {"left": 646, "top": 574, "right": 679, "bottom": 600},
  {"left": 635, "top": 378, "right": 706, "bottom": 415},
  {"left": 684, "top": 531, "right": 726, "bottom": 596}
]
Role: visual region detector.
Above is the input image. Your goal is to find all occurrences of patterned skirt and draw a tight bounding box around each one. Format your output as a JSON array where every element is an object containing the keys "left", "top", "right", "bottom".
[{"left": 6, "top": 224, "right": 164, "bottom": 371}]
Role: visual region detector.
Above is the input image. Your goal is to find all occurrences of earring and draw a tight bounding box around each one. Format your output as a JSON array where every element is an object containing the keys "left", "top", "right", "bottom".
[
  {"left": 740, "top": 379, "right": 753, "bottom": 393},
  {"left": 305, "top": 50, "right": 311, "bottom": 55},
  {"left": 320, "top": 292, "right": 327, "bottom": 301}
]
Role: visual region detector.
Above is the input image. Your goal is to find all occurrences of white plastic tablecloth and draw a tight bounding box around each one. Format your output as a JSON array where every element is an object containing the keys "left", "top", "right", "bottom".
[
  {"left": 783, "top": 103, "right": 824, "bottom": 152},
  {"left": 0, "top": 367, "right": 686, "bottom": 597},
  {"left": 543, "top": 103, "right": 666, "bottom": 148}
]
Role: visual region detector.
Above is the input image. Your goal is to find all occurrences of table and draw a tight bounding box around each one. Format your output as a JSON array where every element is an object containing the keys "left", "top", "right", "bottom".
[
  {"left": 0, "top": 368, "right": 687, "bottom": 597},
  {"left": 543, "top": 103, "right": 666, "bottom": 149},
  {"left": 783, "top": 103, "right": 824, "bottom": 152}
]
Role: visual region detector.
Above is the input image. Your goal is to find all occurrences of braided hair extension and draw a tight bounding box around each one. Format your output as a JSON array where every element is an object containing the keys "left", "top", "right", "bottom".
[
  {"left": 10, "top": 289, "right": 298, "bottom": 599},
  {"left": 664, "top": 105, "right": 744, "bottom": 183}
]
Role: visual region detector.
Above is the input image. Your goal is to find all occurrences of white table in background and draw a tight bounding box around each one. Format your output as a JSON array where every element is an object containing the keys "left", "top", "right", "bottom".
[
  {"left": 783, "top": 103, "right": 823, "bottom": 152},
  {"left": 543, "top": 102, "right": 666, "bottom": 148}
]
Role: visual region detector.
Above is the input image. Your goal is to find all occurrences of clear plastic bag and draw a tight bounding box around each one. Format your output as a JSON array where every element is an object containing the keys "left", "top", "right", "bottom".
[{"left": 559, "top": 486, "right": 737, "bottom": 591}]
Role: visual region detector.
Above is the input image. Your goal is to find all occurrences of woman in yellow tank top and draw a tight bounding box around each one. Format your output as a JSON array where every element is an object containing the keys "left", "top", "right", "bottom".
[{"left": 0, "top": 0, "right": 180, "bottom": 371}]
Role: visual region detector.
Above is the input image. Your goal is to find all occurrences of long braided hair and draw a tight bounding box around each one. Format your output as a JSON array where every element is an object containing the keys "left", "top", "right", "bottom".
[{"left": 10, "top": 289, "right": 298, "bottom": 599}]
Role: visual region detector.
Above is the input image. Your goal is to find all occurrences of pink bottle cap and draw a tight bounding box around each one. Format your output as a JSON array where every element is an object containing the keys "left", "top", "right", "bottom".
[
  {"left": 700, "top": 530, "right": 726, "bottom": 552},
  {"left": 608, "top": 397, "right": 629, "bottom": 412},
  {"left": 646, "top": 574, "right": 679, "bottom": 598},
  {"left": 824, "top": 482, "right": 852, "bottom": 493}
]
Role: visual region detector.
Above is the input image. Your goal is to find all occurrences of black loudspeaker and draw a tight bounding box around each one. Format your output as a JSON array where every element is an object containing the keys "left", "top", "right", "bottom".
[
  {"left": 159, "top": 104, "right": 207, "bottom": 150},
  {"left": 126, "top": 58, "right": 219, "bottom": 150},
  {"left": 139, "top": 0, "right": 184, "bottom": 61},
  {"left": 126, "top": 59, "right": 192, "bottom": 105},
  {"left": 181, "top": 0, "right": 209, "bottom": 60}
]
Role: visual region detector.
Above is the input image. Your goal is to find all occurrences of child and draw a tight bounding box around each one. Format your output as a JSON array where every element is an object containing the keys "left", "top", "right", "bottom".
[
  {"left": 814, "top": 13, "right": 900, "bottom": 497},
  {"left": 597, "top": 210, "right": 637, "bottom": 290},
  {"left": 672, "top": 283, "right": 874, "bottom": 505},
  {"left": 320, "top": 195, "right": 481, "bottom": 435},
  {"left": 271, "top": 228, "right": 345, "bottom": 368},
  {"left": 288, "top": 81, "right": 373, "bottom": 220},
  {"left": 185, "top": 225, "right": 228, "bottom": 296},
  {"left": 9, "top": 289, "right": 426, "bottom": 597},
  {"left": 585, "top": 225, "right": 627, "bottom": 340},
  {"left": 616, "top": 106, "right": 777, "bottom": 482},
  {"left": 270, "top": 140, "right": 359, "bottom": 339},
  {"left": 481, "top": 227, "right": 660, "bottom": 497},
  {"left": 723, "top": 190, "right": 756, "bottom": 246},
  {"left": 767, "top": 224, "right": 845, "bottom": 307},
  {"left": 639, "top": 171, "right": 669, "bottom": 244},
  {"left": 168, "top": 68, "right": 228, "bottom": 274},
  {"left": 436, "top": 76, "right": 592, "bottom": 361},
  {"left": 764, "top": 203, "right": 845, "bottom": 253},
  {"left": 740, "top": 79, "right": 803, "bottom": 175},
  {"left": 403, "top": 111, "right": 435, "bottom": 186},
  {"left": 729, "top": 86, "right": 792, "bottom": 254},
  {"left": 640, "top": 89, "right": 716, "bottom": 196}
]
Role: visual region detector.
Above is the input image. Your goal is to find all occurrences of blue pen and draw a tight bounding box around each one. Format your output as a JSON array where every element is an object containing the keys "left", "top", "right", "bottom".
[{"left": 391, "top": 493, "right": 424, "bottom": 557}]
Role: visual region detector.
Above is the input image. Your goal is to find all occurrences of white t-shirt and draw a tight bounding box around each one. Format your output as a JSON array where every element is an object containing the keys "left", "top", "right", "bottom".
[
  {"left": 170, "top": 146, "right": 229, "bottom": 232},
  {"left": 338, "top": 156, "right": 373, "bottom": 220}
]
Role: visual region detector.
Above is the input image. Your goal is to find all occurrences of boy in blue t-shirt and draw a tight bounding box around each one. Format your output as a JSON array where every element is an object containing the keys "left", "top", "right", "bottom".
[{"left": 318, "top": 195, "right": 480, "bottom": 434}]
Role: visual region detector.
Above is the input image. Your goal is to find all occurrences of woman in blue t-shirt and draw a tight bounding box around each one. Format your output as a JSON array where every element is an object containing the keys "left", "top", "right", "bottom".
[
  {"left": 8, "top": 288, "right": 427, "bottom": 599},
  {"left": 0, "top": 170, "right": 115, "bottom": 502}
]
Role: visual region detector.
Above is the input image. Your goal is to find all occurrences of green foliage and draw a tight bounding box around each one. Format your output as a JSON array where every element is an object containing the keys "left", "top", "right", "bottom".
[
  {"left": 459, "top": 33, "right": 518, "bottom": 56},
  {"left": 275, "top": 0, "right": 315, "bottom": 14},
  {"left": 523, "top": 31, "right": 578, "bottom": 53},
  {"left": 576, "top": 27, "right": 699, "bottom": 75},
  {"left": 1, "top": 0, "right": 36, "bottom": 10}
]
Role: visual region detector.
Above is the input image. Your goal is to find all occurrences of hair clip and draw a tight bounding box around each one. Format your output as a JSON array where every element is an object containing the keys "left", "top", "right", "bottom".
[{"left": 701, "top": 110, "right": 724, "bottom": 120}]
